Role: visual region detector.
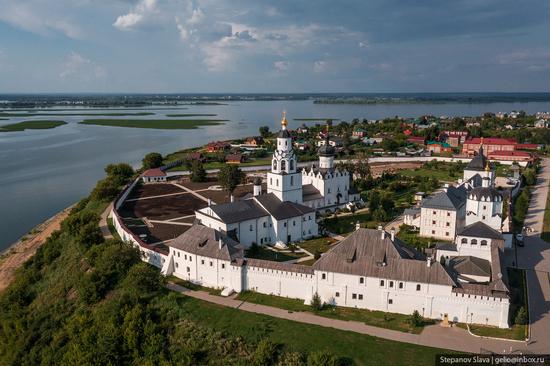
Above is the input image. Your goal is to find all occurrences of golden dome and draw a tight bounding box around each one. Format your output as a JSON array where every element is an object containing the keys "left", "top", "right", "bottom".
[
  {"left": 485, "top": 161, "right": 490, "bottom": 172},
  {"left": 281, "top": 111, "right": 288, "bottom": 127}
]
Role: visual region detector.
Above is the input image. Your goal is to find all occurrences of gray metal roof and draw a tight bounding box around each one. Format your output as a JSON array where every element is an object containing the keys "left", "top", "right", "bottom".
[
  {"left": 465, "top": 148, "right": 487, "bottom": 171},
  {"left": 449, "top": 256, "right": 491, "bottom": 277},
  {"left": 209, "top": 199, "right": 269, "bottom": 224},
  {"left": 458, "top": 221, "right": 504, "bottom": 240},
  {"left": 469, "top": 186, "right": 502, "bottom": 201},
  {"left": 169, "top": 224, "right": 244, "bottom": 262},
  {"left": 421, "top": 186, "right": 466, "bottom": 210},
  {"left": 313, "top": 229, "right": 456, "bottom": 286},
  {"left": 255, "top": 193, "right": 315, "bottom": 220},
  {"left": 246, "top": 258, "right": 314, "bottom": 275}
]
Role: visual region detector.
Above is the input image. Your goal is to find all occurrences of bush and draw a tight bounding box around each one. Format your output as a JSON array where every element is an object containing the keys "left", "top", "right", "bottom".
[
  {"left": 409, "top": 310, "right": 423, "bottom": 327},
  {"left": 252, "top": 339, "right": 278, "bottom": 366},
  {"left": 91, "top": 178, "right": 120, "bottom": 201},
  {"left": 142, "top": 152, "right": 163, "bottom": 169},
  {"left": 306, "top": 351, "right": 340, "bottom": 366},
  {"left": 190, "top": 160, "right": 207, "bottom": 182}
]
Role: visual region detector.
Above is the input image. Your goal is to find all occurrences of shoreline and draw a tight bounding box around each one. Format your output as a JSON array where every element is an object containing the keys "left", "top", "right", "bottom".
[{"left": 0, "top": 204, "right": 74, "bottom": 292}]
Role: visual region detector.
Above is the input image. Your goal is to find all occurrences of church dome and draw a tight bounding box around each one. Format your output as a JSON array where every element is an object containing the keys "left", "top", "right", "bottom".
[
  {"left": 278, "top": 129, "right": 291, "bottom": 138},
  {"left": 469, "top": 186, "right": 501, "bottom": 201},
  {"left": 253, "top": 176, "right": 262, "bottom": 185},
  {"left": 318, "top": 142, "right": 335, "bottom": 157}
]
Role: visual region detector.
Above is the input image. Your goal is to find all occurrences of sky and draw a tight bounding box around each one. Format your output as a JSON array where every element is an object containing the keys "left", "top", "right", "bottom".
[{"left": 0, "top": 0, "right": 549, "bottom": 93}]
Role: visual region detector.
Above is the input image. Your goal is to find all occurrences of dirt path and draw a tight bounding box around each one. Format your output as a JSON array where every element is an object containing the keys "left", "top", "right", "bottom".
[{"left": 0, "top": 207, "right": 72, "bottom": 292}]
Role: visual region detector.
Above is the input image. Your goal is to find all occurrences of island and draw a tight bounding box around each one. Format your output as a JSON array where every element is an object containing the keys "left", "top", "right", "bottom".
[
  {"left": 0, "top": 120, "right": 67, "bottom": 132},
  {"left": 78, "top": 118, "right": 227, "bottom": 129}
]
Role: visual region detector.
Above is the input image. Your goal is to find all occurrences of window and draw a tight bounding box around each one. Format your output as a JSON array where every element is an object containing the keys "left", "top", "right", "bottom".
[
  {"left": 388, "top": 299, "right": 393, "bottom": 304},
  {"left": 270, "top": 178, "right": 272, "bottom": 185},
  {"left": 416, "top": 284, "right": 421, "bottom": 291},
  {"left": 359, "top": 277, "right": 364, "bottom": 284},
  {"left": 322, "top": 273, "right": 326, "bottom": 280},
  {"left": 432, "top": 230, "right": 435, "bottom": 234},
  {"left": 284, "top": 222, "right": 287, "bottom": 227},
  {"left": 186, "top": 267, "right": 190, "bottom": 272},
  {"left": 447, "top": 212, "right": 451, "bottom": 217},
  {"left": 290, "top": 160, "right": 294, "bottom": 170},
  {"left": 482, "top": 215, "right": 486, "bottom": 220},
  {"left": 461, "top": 238, "right": 468, "bottom": 244},
  {"left": 445, "top": 232, "right": 449, "bottom": 236},
  {"left": 175, "top": 262, "right": 179, "bottom": 268},
  {"left": 222, "top": 263, "right": 225, "bottom": 269},
  {"left": 263, "top": 222, "right": 266, "bottom": 228},
  {"left": 335, "top": 292, "right": 340, "bottom": 297},
  {"left": 328, "top": 188, "right": 331, "bottom": 194},
  {"left": 290, "top": 176, "right": 294, "bottom": 186},
  {"left": 483, "top": 205, "right": 487, "bottom": 210},
  {"left": 281, "top": 160, "right": 286, "bottom": 171},
  {"left": 276, "top": 179, "right": 279, "bottom": 186},
  {"left": 293, "top": 221, "right": 296, "bottom": 226},
  {"left": 249, "top": 224, "right": 253, "bottom": 231},
  {"left": 380, "top": 280, "right": 385, "bottom": 286},
  {"left": 177, "top": 252, "right": 180, "bottom": 257},
  {"left": 446, "top": 222, "right": 450, "bottom": 227},
  {"left": 358, "top": 294, "right": 363, "bottom": 300},
  {"left": 433, "top": 211, "right": 437, "bottom": 215},
  {"left": 481, "top": 240, "right": 488, "bottom": 246},
  {"left": 210, "top": 261, "right": 213, "bottom": 267},
  {"left": 389, "top": 281, "right": 394, "bottom": 288},
  {"left": 185, "top": 254, "right": 188, "bottom": 260},
  {"left": 399, "top": 282, "right": 404, "bottom": 289},
  {"left": 190, "top": 257, "right": 192, "bottom": 262},
  {"left": 432, "top": 220, "right": 436, "bottom": 225},
  {"left": 273, "top": 161, "right": 277, "bottom": 170},
  {"left": 471, "top": 239, "right": 477, "bottom": 245},
  {"left": 201, "top": 259, "right": 205, "bottom": 265},
  {"left": 352, "top": 293, "right": 357, "bottom": 299}
]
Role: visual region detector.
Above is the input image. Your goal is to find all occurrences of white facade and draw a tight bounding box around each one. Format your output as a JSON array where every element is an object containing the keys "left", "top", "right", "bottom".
[{"left": 419, "top": 206, "right": 464, "bottom": 241}]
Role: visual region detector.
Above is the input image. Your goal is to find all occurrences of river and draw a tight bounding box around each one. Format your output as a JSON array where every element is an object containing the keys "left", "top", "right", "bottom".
[{"left": 1, "top": 98, "right": 550, "bottom": 251}]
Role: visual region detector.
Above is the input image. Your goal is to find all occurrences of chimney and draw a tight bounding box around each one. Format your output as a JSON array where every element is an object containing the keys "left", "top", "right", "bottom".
[
  {"left": 253, "top": 177, "right": 262, "bottom": 196},
  {"left": 355, "top": 221, "right": 361, "bottom": 231},
  {"left": 219, "top": 238, "right": 223, "bottom": 250},
  {"left": 230, "top": 195, "right": 234, "bottom": 202},
  {"left": 427, "top": 257, "right": 432, "bottom": 267},
  {"left": 390, "top": 229, "right": 395, "bottom": 241},
  {"left": 378, "top": 225, "right": 385, "bottom": 239},
  {"left": 208, "top": 198, "right": 212, "bottom": 206}
]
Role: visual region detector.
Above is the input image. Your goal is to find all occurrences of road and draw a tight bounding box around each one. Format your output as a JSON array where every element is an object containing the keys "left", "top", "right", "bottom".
[{"left": 517, "top": 157, "right": 550, "bottom": 354}]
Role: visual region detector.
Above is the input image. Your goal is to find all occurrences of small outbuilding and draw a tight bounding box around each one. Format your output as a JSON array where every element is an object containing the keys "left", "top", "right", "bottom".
[{"left": 142, "top": 168, "right": 167, "bottom": 183}]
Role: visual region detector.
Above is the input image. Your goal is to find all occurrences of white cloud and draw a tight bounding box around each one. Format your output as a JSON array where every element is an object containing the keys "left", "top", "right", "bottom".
[
  {"left": 359, "top": 41, "right": 369, "bottom": 48},
  {"left": 0, "top": 1, "right": 81, "bottom": 38},
  {"left": 313, "top": 60, "right": 327, "bottom": 73},
  {"left": 274, "top": 61, "right": 290, "bottom": 72},
  {"left": 60, "top": 52, "right": 106, "bottom": 80},
  {"left": 113, "top": 0, "right": 158, "bottom": 30}
]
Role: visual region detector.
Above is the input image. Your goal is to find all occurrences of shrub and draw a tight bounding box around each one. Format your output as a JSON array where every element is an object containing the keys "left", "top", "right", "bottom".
[
  {"left": 409, "top": 310, "right": 423, "bottom": 327},
  {"left": 252, "top": 339, "right": 278, "bottom": 366},
  {"left": 515, "top": 306, "right": 528, "bottom": 325},
  {"left": 142, "top": 152, "right": 163, "bottom": 170},
  {"left": 306, "top": 351, "right": 340, "bottom": 366},
  {"left": 311, "top": 292, "right": 323, "bottom": 311}
]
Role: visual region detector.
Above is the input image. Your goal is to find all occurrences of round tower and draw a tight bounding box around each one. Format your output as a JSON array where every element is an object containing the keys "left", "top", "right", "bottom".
[{"left": 318, "top": 124, "right": 335, "bottom": 170}]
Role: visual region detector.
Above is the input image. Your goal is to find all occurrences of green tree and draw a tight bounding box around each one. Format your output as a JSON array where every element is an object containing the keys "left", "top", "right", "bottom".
[
  {"left": 259, "top": 126, "right": 271, "bottom": 138},
  {"left": 218, "top": 164, "right": 244, "bottom": 194},
  {"left": 409, "top": 310, "right": 423, "bottom": 327},
  {"left": 252, "top": 339, "right": 278, "bottom": 366},
  {"left": 190, "top": 160, "right": 207, "bottom": 182},
  {"left": 105, "top": 163, "right": 134, "bottom": 184},
  {"left": 306, "top": 351, "right": 340, "bottom": 366},
  {"left": 142, "top": 152, "right": 163, "bottom": 170},
  {"left": 310, "top": 292, "right": 323, "bottom": 311},
  {"left": 515, "top": 306, "right": 528, "bottom": 325}
]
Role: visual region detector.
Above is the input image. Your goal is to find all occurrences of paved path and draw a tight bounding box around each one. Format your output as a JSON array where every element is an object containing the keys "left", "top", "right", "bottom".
[
  {"left": 167, "top": 282, "right": 529, "bottom": 354},
  {"left": 99, "top": 203, "right": 113, "bottom": 240},
  {"left": 173, "top": 183, "right": 211, "bottom": 203},
  {"left": 517, "top": 157, "right": 550, "bottom": 354}
]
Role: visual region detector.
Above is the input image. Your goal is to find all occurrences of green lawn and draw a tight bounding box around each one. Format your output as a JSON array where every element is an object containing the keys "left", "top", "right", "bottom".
[
  {"left": 236, "top": 291, "right": 433, "bottom": 334},
  {"left": 170, "top": 295, "right": 452, "bottom": 365},
  {"left": 167, "top": 276, "right": 222, "bottom": 295},
  {"left": 0, "top": 112, "right": 154, "bottom": 117},
  {"left": 324, "top": 213, "right": 380, "bottom": 235},
  {"left": 0, "top": 120, "right": 67, "bottom": 132},
  {"left": 79, "top": 118, "right": 227, "bottom": 129},
  {"left": 456, "top": 323, "right": 526, "bottom": 341},
  {"left": 399, "top": 167, "right": 456, "bottom": 182},
  {"left": 397, "top": 224, "right": 448, "bottom": 249},
  {"left": 298, "top": 236, "right": 338, "bottom": 255},
  {"left": 245, "top": 246, "right": 306, "bottom": 262},
  {"left": 165, "top": 113, "right": 217, "bottom": 117},
  {"left": 542, "top": 181, "right": 550, "bottom": 242}
]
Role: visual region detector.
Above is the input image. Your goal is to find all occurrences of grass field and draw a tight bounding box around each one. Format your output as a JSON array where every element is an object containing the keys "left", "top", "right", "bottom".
[
  {"left": 0, "top": 112, "right": 154, "bottom": 117},
  {"left": 542, "top": 180, "right": 550, "bottom": 242},
  {"left": 235, "top": 291, "right": 433, "bottom": 334},
  {"left": 170, "top": 295, "right": 450, "bottom": 365},
  {"left": 165, "top": 113, "right": 218, "bottom": 117},
  {"left": 0, "top": 120, "right": 67, "bottom": 132},
  {"left": 245, "top": 246, "right": 306, "bottom": 262},
  {"left": 79, "top": 118, "right": 227, "bottom": 129},
  {"left": 397, "top": 225, "right": 446, "bottom": 249},
  {"left": 298, "top": 236, "right": 338, "bottom": 255},
  {"left": 324, "top": 212, "right": 380, "bottom": 235},
  {"left": 399, "top": 167, "right": 457, "bottom": 182},
  {"left": 456, "top": 323, "right": 526, "bottom": 341}
]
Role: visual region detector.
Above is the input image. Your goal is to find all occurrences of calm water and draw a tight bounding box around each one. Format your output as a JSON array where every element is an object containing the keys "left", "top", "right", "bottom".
[{"left": 2, "top": 99, "right": 550, "bottom": 251}]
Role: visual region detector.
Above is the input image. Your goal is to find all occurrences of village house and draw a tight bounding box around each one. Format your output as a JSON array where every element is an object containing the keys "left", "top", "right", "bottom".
[
  {"left": 226, "top": 153, "right": 246, "bottom": 164},
  {"left": 142, "top": 168, "right": 167, "bottom": 183},
  {"left": 245, "top": 136, "right": 265, "bottom": 146},
  {"left": 426, "top": 141, "right": 452, "bottom": 154},
  {"left": 440, "top": 131, "right": 468, "bottom": 147},
  {"left": 186, "top": 152, "right": 206, "bottom": 163},
  {"left": 206, "top": 141, "right": 231, "bottom": 153},
  {"left": 406, "top": 136, "right": 426, "bottom": 145},
  {"left": 462, "top": 137, "right": 517, "bottom": 156},
  {"left": 352, "top": 128, "right": 367, "bottom": 138},
  {"left": 534, "top": 119, "right": 548, "bottom": 128}
]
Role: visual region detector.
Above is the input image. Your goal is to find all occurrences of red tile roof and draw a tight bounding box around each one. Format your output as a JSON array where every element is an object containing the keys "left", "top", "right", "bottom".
[
  {"left": 488, "top": 150, "right": 531, "bottom": 157},
  {"left": 464, "top": 137, "right": 517, "bottom": 145},
  {"left": 143, "top": 168, "right": 166, "bottom": 177},
  {"left": 516, "top": 143, "right": 539, "bottom": 150}
]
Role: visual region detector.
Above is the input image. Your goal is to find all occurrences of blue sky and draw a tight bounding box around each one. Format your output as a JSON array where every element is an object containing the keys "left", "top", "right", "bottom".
[{"left": 0, "top": 0, "right": 549, "bottom": 93}]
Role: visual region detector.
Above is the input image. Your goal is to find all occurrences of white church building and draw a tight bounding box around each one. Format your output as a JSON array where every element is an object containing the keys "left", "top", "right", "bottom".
[{"left": 195, "top": 113, "right": 360, "bottom": 247}]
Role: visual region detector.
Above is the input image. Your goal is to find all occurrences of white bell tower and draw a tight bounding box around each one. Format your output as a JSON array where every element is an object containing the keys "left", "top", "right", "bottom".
[{"left": 267, "top": 112, "right": 303, "bottom": 203}]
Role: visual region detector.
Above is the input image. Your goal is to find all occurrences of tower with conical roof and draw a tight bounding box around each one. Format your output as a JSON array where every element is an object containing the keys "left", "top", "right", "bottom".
[{"left": 266, "top": 112, "right": 303, "bottom": 203}]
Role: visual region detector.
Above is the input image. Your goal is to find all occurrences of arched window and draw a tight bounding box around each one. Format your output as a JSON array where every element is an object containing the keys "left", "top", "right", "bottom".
[
  {"left": 290, "top": 159, "right": 294, "bottom": 170},
  {"left": 416, "top": 284, "right": 421, "bottom": 291},
  {"left": 471, "top": 239, "right": 478, "bottom": 245},
  {"left": 281, "top": 160, "right": 286, "bottom": 171},
  {"left": 480, "top": 240, "right": 488, "bottom": 246},
  {"left": 461, "top": 238, "right": 468, "bottom": 244},
  {"left": 273, "top": 161, "right": 277, "bottom": 170}
]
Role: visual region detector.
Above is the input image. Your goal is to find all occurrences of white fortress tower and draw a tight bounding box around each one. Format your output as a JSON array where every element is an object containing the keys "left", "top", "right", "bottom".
[
  {"left": 267, "top": 112, "right": 303, "bottom": 203},
  {"left": 465, "top": 162, "right": 503, "bottom": 231}
]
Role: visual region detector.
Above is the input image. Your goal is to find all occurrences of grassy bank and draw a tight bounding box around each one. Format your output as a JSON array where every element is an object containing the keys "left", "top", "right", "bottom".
[
  {"left": 0, "top": 120, "right": 67, "bottom": 132},
  {"left": 79, "top": 118, "right": 227, "bottom": 129},
  {"left": 236, "top": 291, "right": 434, "bottom": 334}
]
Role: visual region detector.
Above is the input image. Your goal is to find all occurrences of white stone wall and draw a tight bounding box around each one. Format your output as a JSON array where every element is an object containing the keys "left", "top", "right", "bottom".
[
  {"left": 455, "top": 236, "right": 495, "bottom": 261},
  {"left": 420, "top": 207, "right": 463, "bottom": 240},
  {"left": 267, "top": 171, "right": 303, "bottom": 203},
  {"left": 244, "top": 266, "right": 315, "bottom": 300},
  {"left": 465, "top": 197, "right": 502, "bottom": 231}
]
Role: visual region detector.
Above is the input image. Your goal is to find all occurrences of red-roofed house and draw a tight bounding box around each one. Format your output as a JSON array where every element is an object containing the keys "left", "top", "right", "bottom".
[
  {"left": 186, "top": 152, "right": 206, "bottom": 162},
  {"left": 226, "top": 153, "right": 246, "bottom": 164},
  {"left": 440, "top": 130, "right": 468, "bottom": 147},
  {"left": 426, "top": 141, "right": 452, "bottom": 154},
  {"left": 407, "top": 136, "right": 426, "bottom": 145},
  {"left": 142, "top": 168, "right": 167, "bottom": 183},
  {"left": 462, "top": 137, "right": 517, "bottom": 156},
  {"left": 516, "top": 143, "right": 541, "bottom": 151},
  {"left": 206, "top": 141, "right": 230, "bottom": 153},
  {"left": 487, "top": 150, "right": 533, "bottom": 163}
]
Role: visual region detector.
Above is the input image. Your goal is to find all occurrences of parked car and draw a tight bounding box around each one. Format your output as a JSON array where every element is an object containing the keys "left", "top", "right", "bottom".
[{"left": 516, "top": 233, "right": 524, "bottom": 246}]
